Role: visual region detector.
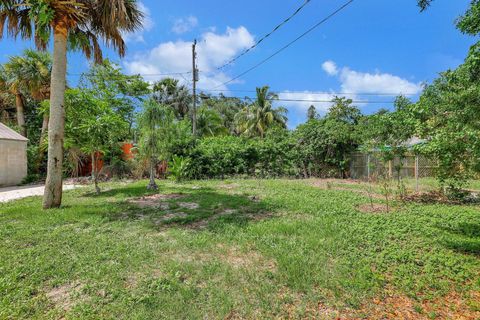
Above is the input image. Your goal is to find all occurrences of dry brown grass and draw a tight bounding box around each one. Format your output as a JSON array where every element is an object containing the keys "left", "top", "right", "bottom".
[
  {"left": 45, "top": 282, "right": 86, "bottom": 311},
  {"left": 128, "top": 193, "right": 184, "bottom": 209}
]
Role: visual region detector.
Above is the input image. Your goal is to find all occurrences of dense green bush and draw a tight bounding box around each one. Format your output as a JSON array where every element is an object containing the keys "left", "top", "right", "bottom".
[
  {"left": 293, "top": 119, "right": 358, "bottom": 178},
  {"left": 252, "top": 129, "right": 297, "bottom": 177},
  {"left": 190, "top": 136, "right": 257, "bottom": 178},
  {"left": 180, "top": 130, "right": 300, "bottom": 179}
]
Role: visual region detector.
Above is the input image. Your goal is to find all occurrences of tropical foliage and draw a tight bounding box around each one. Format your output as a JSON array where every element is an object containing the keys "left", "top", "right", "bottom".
[
  {"left": 137, "top": 99, "right": 175, "bottom": 190},
  {"left": 0, "top": 0, "right": 479, "bottom": 197},
  {"left": 235, "top": 86, "right": 287, "bottom": 138},
  {"left": 0, "top": 0, "right": 144, "bottom": 208},
  {"left": 153, "top": 78, "right": 192, "bottom": 120}
]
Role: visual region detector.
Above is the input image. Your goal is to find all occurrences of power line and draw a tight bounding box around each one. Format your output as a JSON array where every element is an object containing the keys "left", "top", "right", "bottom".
[
  {"left": 199, "top": 94, "right": 396, "bottom": 104},
  {"left": 211, "top": 0, "right": 355, "bottom": 90},
  {"left": 198, "top": 88, "right": 420, "bottom": 96},
  {"left": 216, "top": 0, "right": 312, "bottom": 71},
  {"left": 68, "top": 71, "right": 192, "bottom": 77}
]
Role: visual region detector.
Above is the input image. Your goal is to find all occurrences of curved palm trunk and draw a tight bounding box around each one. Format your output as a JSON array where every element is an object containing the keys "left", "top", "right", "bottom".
[
  {"left": 15, "top": 92, "right": 26, "bottom": 137},
  {"left": 43, "top": 24, "right": 68, "bottom": 209}
]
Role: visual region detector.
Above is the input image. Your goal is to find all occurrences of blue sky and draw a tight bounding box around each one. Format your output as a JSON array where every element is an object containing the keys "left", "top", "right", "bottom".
[{"left": 0, "top": 0, "right": 476, "bottom": 127}]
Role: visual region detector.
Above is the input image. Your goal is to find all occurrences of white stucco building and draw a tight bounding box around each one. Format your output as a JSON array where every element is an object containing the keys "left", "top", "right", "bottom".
[{"left": 0, "top": 122, "right": 28, "bottom": 186}]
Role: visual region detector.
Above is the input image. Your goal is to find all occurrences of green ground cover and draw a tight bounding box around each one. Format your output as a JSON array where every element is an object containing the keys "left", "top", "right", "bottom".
[{"left": 1, "top": 179, "right": 479, "bottom": 319}]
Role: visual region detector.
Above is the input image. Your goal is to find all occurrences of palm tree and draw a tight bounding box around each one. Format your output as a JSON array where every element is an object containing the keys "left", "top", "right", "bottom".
[
  {"left": 0, "top": 82, "right": 14, "bottom": 123},
  {"left": 0, "top": 67, "right": 15, "bottom": 124},
  {"left": 1, "top": 63, "right": 27, "bottom": 136},
  {"left": 153, "top": 78, "right": 192, "bottom": 120},
  {"left": 0, "top": 0, "right": 143, "bottom": 208},
  {"left": 235, "top": 86, "right": 287, "bottom": 138},
  {"left": 196, "top": 107, "right": 228, "bottom": 137},
  {"left": 4, "top": 49, "right": 52, "bottom": 141},
  {"left": 138, "top": 99, "right": 174, "bottom": 190}
]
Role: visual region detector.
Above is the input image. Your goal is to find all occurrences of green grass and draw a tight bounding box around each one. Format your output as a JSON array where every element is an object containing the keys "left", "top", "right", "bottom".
[{"left": 1, "top": 179, "right": 479, "bottom": 319}]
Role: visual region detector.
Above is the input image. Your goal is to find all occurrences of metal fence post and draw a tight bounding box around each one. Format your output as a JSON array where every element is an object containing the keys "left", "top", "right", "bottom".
[
  {"left": 415, "top": 155, "right": 419, "bottom": 192},
  {"left": 367, "top": 154, "right": 370, "bottom": 180}
]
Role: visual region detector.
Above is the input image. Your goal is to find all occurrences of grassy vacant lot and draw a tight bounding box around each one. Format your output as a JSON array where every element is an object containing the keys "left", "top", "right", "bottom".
[{"left": 1, "top": 179, "right": 479, "bottom": 319}]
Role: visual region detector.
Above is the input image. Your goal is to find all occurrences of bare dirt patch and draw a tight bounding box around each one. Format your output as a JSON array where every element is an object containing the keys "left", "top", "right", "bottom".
[
  {"left": 171, "top": 244, "right": 276, "bottom": 272},
  {"left": 403, "top": 190, "right": 480, "bottom": 205},
  {"left": 278, "top": 287, "right": 341, "bottom": 319},
  {"left": 311, "top": 178, "right": 361, "bottom": 188},
  {"left": 357, "top": 203, "right": 391, "bottom": 214},
  {"left": 218, "top": 183, "right": 239, "bottom": 190},
  {"left": 155, "top": 212, "right": 188, "bottom": 223},
  {"left": 278, "top": 287, "right": 480, "bottom": 319},
  {"left": 353, "top": 289, "right": 480, "bottom": 320},
  {"left": 217, "top": 245, "right": 276, "bottom": 271},
  {"left": 45, "top": 282, "right": 85, "bottom": 311},
  {"left": 221, "top": 209, "right": 237, "bottom": 215},
  {"left": 128, "top": 193, "right": 184, "bottom": 209},
  {"left": 177, "top": 202, "right": 200, "bottom": 210},
  {"left": 124, "top": 274, "right": 140, "bottom": 289},
  {"left": 185, "top": 209, "right": 272, "bottom": 230}
]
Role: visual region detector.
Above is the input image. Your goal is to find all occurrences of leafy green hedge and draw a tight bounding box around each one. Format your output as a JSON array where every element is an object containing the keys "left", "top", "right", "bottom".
[{"left": 183, "top": 132, "right": 297, "bottom": 179}]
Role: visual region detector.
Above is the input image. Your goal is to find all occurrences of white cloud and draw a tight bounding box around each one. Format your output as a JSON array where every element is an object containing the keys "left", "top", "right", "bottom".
[
  {"left": 123, "top": 2, "right": 154, "bottom": 43},
  {"left": 339, "top": 68, "right": 421, "bottom": 95},
  {"left": 124, "top": 26, "right": 255, "bottom": 91},
  {"left": 321, "top": 60, "right": 338, "bottom": 76},
  {"left": 280, "top": 62, "right": 421, "bottom": 128},
  {"left": 279, "top": 91, "right": 337, "bottom": 113},
  {"left": 277, "top": 90, "right": 359, "bottom": 128},
  {"left": 322, "top": 60, "right": 422, "bottom": 95},
  {"left": 172, "top": 16, "right": 199, "bottom": 34}
]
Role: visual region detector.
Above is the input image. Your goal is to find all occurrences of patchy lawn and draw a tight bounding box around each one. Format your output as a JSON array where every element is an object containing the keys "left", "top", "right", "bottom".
[{"left": 1, "top": 179, "right": 479, "bottom": 319}]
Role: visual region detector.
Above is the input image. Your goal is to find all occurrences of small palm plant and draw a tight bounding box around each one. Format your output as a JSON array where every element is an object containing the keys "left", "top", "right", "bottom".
[
  {"left": 168, "top": 155, "right": 191, "bottom": 183},
  {"left": 138, "top": 99, "right": 175, "bottom": 190}
]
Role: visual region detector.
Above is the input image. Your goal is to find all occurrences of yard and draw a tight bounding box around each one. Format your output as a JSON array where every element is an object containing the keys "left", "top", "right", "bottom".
[{"left": 1, "top": 179, "right": 479, "bottom": 319}]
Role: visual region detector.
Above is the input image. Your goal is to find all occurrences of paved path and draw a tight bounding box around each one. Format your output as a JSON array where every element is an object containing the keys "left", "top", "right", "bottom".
[{"left": 0, "top": 184, "right": 77, "bottom": 203}]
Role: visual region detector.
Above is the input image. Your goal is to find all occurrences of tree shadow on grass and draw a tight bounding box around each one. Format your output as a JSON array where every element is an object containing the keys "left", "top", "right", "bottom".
[
  {"left": 438, "top": 223, "right": 480, "bottom": 256},
  {"left": 82, "top": 183, "right": 275, "bottom": 232}
]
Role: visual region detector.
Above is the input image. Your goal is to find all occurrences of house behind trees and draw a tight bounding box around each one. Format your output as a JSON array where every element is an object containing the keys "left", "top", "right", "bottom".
[{"left": 0, "top": 122, "right": 27, "bottom": 186}]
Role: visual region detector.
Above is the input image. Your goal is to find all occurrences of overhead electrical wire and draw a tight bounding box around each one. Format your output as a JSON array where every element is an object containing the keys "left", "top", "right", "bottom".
[
  {"left": 66, "top": 0, "right": 311, "bottom": 82},
  {"left": 197, "top": 88, "right": 420, "bottom": 96},
  {"left": 211, "top": 0, "right": 355, "bottom": 90},
  {"left": 199, "top": 94, "right": 396, "bottom": 104},
  {"left": 216, "top": 0, "right": 312, "bottom": 71},
  {"left": 68, "top": 71, "right": 192, "bottom": 77}
]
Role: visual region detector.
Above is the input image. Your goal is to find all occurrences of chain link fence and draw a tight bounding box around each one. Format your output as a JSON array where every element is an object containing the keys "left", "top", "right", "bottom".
[{"left": 350, "top": 152, "right": 437, "bottom": 180}]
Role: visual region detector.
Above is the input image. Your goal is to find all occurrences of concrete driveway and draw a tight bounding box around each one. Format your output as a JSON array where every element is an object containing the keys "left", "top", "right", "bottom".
[{"left": 0, "top": 184, "right": 77, "bottom": 203}]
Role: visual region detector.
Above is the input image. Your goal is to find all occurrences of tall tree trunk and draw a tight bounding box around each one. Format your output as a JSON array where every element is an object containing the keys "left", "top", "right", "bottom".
[
  {"left": 40, "top": 114, "right": 49, "bottom": 142},
  {"left": 92, "top": 152, "right": 100, "bottom": 195},
  {"left": 91, "top": 152, "right": 96, "bottom": 181},
  {"left": 43, "top": 23, "right": 68, "bottom": 209},
  {"left": 15, "top": 92, "right": 26, "bottom": 137},
  {"left": 147, "top": 157, "right": 158, "bottom": 190}
]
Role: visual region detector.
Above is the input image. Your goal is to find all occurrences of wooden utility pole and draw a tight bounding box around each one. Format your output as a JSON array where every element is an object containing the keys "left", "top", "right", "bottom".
[{"left": 192, "top": 39, "right": 198, "bottom": 136}]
